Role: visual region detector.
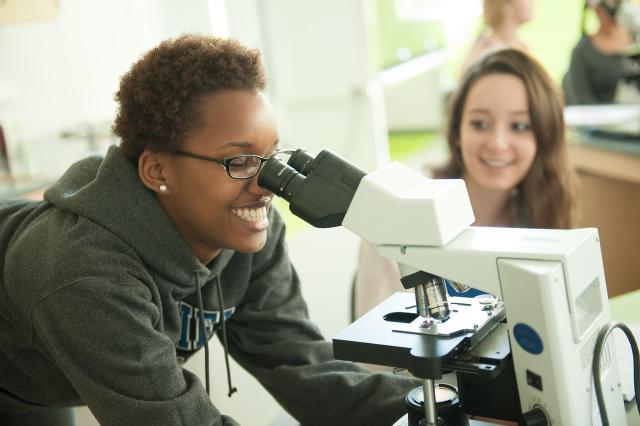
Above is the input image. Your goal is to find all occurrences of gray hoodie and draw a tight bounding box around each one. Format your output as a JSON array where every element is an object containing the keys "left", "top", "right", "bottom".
[{"left": 0, "top": 146, "right": 418, "bottom": 425}]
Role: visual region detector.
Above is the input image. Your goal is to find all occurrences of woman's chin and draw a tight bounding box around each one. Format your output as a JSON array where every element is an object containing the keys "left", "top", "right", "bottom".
[{"left": 233, "top": 233, "right": 268, "bottom": 254}]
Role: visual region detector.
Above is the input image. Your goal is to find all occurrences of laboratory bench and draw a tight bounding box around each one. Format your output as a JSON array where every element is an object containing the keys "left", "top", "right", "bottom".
[{"left": 569, "top": 129, "right": 640, "bottom": 298}]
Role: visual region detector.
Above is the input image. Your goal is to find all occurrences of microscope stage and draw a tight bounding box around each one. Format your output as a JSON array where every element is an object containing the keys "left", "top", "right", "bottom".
[{"left": 333, "top": 292, "right": 509, "bottom": 379}]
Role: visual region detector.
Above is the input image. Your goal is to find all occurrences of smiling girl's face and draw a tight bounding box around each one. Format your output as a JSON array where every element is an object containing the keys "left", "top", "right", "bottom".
[
  {"left": 458, "top": 72, "right": 537, "bottom": 194},
  {"left": 153, "top": 90, "right": 279, "bottom": 263}
]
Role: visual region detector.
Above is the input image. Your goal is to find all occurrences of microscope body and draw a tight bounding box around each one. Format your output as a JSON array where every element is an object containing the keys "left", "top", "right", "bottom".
[
  {"left": 374, "top": 229, "right": 625, "bottom": 425},
  {"left": 258, "top": 150, "right": 628, "bottom": 425}
]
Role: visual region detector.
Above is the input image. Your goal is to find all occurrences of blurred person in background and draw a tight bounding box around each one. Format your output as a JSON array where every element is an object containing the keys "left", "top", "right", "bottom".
[
  {"left": 460, "top": 0, "right": 535, "bottom": 75},
  {"left": 563, "top": 0, "right": 636, "bottom": 104}
]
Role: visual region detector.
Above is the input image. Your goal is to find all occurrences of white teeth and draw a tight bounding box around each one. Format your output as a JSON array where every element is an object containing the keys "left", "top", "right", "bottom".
[
  {"left": 483, "top": 159, "right": 514, "bottom": 168},
  {"left": 232, "top": 206, "right": 268, "bottom": 222}
]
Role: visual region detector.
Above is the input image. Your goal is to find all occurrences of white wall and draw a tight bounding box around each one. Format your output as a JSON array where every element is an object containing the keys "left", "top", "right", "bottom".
[
  {"left": 0, "top": 0, "right": 391, "bottom": 174},
  {"left": 0, "top": 0, "right": 210, "bottom": 178},
  {"left": 381, "top": 49, "right": 451, "bottom": 131},
  {"left": 225, "top": 0, "right": 390, "bottom": 172}
]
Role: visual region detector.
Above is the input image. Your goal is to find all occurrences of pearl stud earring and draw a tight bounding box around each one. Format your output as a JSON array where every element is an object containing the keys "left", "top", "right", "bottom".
[{"left": 159, "top": 184, "right": 168, "bottom": 193}]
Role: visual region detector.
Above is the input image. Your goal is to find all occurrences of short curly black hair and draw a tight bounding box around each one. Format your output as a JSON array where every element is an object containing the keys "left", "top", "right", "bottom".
[{"left": 113, "top": 33, "right": 267, "bottom": 163}]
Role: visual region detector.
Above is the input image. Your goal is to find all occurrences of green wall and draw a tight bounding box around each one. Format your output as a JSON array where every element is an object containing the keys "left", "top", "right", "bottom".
[
  {"left": 368, "top": 0, "right": 447, "bottom": 70},
  {"left": 520, "top": 0, "right": 585, "bottom": 82}
]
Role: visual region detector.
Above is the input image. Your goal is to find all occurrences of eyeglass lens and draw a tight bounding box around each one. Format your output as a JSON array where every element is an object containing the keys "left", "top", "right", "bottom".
[
  {"left": 228, "top": 156, "right": 262, "bottom": 178},
  {"left": 228, "top": 151, "right": 293, "bottom": 178}
]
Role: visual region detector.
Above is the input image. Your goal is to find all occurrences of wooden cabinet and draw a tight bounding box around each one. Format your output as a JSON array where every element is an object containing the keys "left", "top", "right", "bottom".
[{"left": 570, "top": 137, "right": 640, "bottom": 297}]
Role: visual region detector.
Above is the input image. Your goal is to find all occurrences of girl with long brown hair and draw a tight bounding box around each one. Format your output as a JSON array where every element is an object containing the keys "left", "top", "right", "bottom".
[
  {"left": 355, "top": 48, "right": 578, "bottom": 320},
  {"left": 440, "top": 47, "right": 578, "bottom": 228}
]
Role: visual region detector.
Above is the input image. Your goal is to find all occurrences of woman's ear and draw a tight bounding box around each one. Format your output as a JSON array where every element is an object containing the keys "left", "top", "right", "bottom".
[{"left": 138, "top": 150, "right": 170, "bottom": 195}]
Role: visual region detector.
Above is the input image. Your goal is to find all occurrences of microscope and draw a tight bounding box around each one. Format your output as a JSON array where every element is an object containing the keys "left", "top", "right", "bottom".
[{"left": 258, "top": 149, "right": 635, "bottom": 426}]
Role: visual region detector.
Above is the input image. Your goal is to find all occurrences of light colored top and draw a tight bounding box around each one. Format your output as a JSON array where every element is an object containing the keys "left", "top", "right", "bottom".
[
  {"left": 354, "top": 239, "right": 408, "bottom": 320},
  {"left": 460, "top": 32, "right": 529, "bottom": 77}
]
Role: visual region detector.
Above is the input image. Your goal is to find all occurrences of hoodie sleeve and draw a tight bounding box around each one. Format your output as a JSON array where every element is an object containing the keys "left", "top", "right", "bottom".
[
  {"left": 30, "top": 278, "right": 239, "bottom": 426},
  {"left": 224, "top": 213, "right": 420, "bottom": 426}
]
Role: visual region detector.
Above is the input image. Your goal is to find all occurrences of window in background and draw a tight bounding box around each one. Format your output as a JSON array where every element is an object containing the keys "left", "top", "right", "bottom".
[{"left": 394, "top": 0, "right": 483, "bottom": 54}]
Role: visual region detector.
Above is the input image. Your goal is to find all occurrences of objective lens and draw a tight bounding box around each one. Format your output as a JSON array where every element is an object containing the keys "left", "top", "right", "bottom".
[
  {"left": 287, "top": 149, "right": 315, "bottom": 175},
  {"left": 425, "top": 277, "right": 451, "bottom": 321},
  {"left": 258, "top": 156, "right": 306, "bottom": 202}
]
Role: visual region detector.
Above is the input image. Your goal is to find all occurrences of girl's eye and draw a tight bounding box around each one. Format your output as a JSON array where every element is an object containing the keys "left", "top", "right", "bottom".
[
  {"left": 512, "top": 122, "right": 531, "bottom": 132},
  {"left": 231, "top": 156, "right": 249, "bottom": 166},
  {"left": 470, "top": 119, "right": 489, "bottom": 130}
]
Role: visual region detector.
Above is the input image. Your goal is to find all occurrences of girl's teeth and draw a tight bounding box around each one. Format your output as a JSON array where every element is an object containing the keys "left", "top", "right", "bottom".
[
  {"left": 484, "top": 159, "right": 513, "bottom": 167},
  {"left": 232, "top": 206, "right": 267, "bottom": 222}
]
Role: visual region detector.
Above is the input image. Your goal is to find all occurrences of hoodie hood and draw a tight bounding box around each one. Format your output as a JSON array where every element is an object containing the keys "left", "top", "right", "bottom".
[{"left": 43, "top": 145, "right": 233, "bottom": 285}]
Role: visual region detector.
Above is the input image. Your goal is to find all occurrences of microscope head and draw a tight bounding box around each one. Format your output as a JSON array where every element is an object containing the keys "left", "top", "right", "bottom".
[{"left": 258, "top": 149, "right": 474, "bottom": 246}]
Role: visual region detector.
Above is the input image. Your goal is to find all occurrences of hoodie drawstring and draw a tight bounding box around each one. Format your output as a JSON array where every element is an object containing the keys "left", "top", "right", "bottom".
[
  {"left": 214, "top": 275, "right": 237, "bottom": 397},
  {"left": 193, "top": 272, "right": 237, "bottom": 398},
  {"left": 194, "top": 272, "right": 211, "bottom": 395}
]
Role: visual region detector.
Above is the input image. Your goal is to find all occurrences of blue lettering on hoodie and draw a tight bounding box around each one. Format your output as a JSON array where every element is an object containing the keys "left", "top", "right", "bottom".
[{"left": 176, "top": 301, "right": 235, "bottom": 351}]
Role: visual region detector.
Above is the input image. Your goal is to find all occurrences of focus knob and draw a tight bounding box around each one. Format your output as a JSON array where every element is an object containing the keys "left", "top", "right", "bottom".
[{"left": 520, "top": 406, "right": 548, "bottom": 426}]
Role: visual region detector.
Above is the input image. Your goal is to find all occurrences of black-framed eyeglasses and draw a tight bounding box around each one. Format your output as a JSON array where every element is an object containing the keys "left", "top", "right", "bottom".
[{"left": 172, "top": 148, "right": 295, "bottom": 179}]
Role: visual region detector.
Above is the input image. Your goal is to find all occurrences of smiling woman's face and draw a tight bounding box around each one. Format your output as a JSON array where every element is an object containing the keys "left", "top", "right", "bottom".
[
  {"left": 459, "top": 73, "right": 537, "bottom": 194},
  {"left": 155, "top": 90, "right": 279, "bottom": 263}
]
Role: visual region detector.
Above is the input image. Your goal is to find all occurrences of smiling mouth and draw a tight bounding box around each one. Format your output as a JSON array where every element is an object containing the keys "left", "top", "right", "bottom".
[
  {"left": 232, "top": 206, "right": 268, "bottom": 222},
  {"left": 482, "top": 158, "right": 516, "bottom": 168},
  {"left": 231, "top": 198, "right": 272, "bottom": 223}
]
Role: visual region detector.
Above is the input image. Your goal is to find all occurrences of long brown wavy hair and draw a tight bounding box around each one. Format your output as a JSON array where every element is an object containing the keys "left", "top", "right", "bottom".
[{"left": 436, "top": 48, "right": 578, "bottom": 229}]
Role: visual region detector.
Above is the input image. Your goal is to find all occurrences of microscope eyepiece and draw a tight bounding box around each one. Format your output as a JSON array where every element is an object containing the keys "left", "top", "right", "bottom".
[
  {"left": 287, "top": 149, "right": 315, "bottom": 175},
  {"left": 258, "top": 148, "right": 366, "bottom": 228},
  {"left": 258, "top": 156, "right": 306, "bottom": 202}
]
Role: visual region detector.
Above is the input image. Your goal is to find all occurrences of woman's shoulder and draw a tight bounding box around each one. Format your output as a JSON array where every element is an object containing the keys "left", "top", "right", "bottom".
[
  {"left": 470, "top": 30, "right": 500, "bottom": 47},
  {"left": 585, "top": 33, "right": 632, "bottom": 57},
  {"left": 466, "top": 34, "right": 502, "bottom": 62},
  {"left": 576, "top": 35, "right": 602, "bottom": 54},
  {"left": 474, "top": 33, "right": 528, "bottom": 52},
  {"left": 476, "top": 34, "right": 502, "bottom": 50}
]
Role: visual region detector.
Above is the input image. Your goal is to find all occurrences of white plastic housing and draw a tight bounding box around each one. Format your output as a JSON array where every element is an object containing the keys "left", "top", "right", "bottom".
[{"left": 342, "top": 162, "right": 474, "bottom": 246}]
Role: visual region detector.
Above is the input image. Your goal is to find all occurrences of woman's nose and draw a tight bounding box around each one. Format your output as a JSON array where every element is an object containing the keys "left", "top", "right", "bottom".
[
  {"left": 488, "top": 127, "right": 509, "bottom": 149},
  {"left": 246, "top": 172, "right": 273, "bottom": 196}
]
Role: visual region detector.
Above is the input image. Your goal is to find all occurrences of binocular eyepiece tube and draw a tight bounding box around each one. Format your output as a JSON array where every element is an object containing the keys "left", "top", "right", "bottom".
[
  {"left": 259, "top": 157, "right": 305, "bottom": 202},
  {"left": 258, "top": 147, "right": 366, "bottom": 229},
  {"left": 258, "top": 149, "right": 313, "bottom": 202},
  {"left": 287, "top": 149, "right": 315, "bottom": 176}
]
